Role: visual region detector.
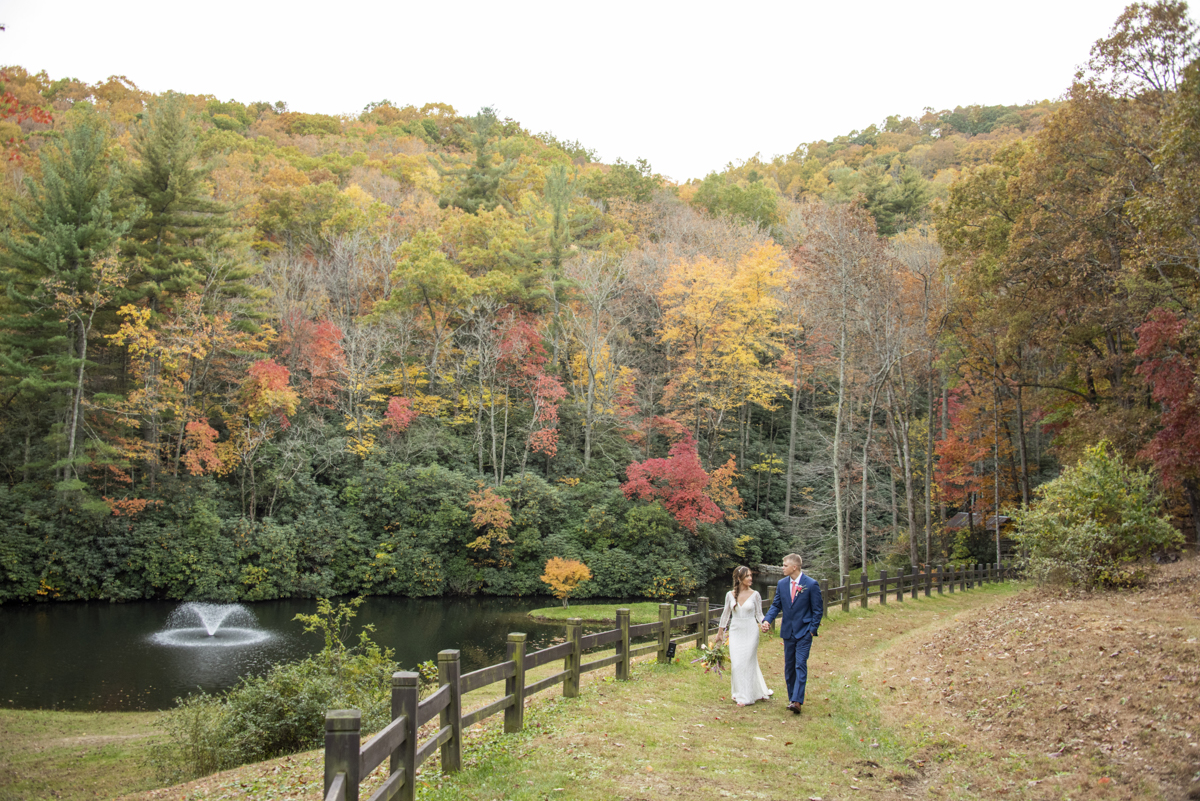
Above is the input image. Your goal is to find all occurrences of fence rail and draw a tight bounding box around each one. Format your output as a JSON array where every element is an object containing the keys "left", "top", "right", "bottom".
[{"left": 322, "top": 561, "right": 1012, "bottom": 800}]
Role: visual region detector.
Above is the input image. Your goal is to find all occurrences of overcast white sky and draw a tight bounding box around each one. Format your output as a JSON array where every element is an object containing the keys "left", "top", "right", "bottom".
[{"left": 0, "top": 0, "right": 1142, "bottom": 182}]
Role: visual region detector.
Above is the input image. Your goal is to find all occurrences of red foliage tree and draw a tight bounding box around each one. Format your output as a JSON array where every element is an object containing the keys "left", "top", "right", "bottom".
[
  {"left": 1134, "top": 309, "right": 1200, "bottom": 488},
  {"left": 933, "top": 389, "right": 988, "bottom": 513},
  {"left": 621, "top": 435, "right": 727, "bottom": 532},
  {"left": 243, "top": 359, "right": 297, "bottom": 428},
  {"left": 279, "top": 313, "right": 345, "bottom": 408},
  {"left": 181, "top": 420, "right": 226, "bottom": 476},
  {"left": 384, "top": 396, "right": 419, "bottom": 434},
  {"left": 0, "top": 71, "right": 53, "bottom": 162},
  {"left": 527, "top": 374, "right": 567, "bottom": 457}
]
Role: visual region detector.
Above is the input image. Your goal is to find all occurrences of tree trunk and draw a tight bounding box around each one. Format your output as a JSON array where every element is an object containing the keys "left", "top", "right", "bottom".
[
  {"left": 832, "top": 325, "right": 849, "bottom": 579},
  {"left": 859, "top": 391, "right": 878, "bottom": 570},
  {"left": 887, "top": 380, "right": 919, "bottom": 565},
  {"left": 784, "top": 353, "right": 801, "bottom": 518},
  {"left": 583, "top": 363, "right": 596, "bottom": 470},
  {"left": 994, "top": 386, "right": 1002, "bottom": 566},
  {"left": 925, "top": 361, "right": 935, "bottom": 563},
  {"left": 1184, "top": 478, "right": 1200, "bottom": 547},
  {"left": 1014, "top": 383, "right": 1030, "bottom": 507},
  {"left": 65, "top": 320, "right": 88, "bottom": 483},
  {"left": 939, "top": 383, "right": 949, "bottom": 524}
]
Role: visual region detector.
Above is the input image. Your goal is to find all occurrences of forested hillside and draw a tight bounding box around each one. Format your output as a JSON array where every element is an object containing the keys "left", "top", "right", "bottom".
[{"left": 1, "top": 1, "right": 1197, "bottom": 604}]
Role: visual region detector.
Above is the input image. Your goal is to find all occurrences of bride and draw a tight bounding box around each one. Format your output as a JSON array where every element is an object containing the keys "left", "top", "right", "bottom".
[{"left": 716, "top": 565, "right": 773, "bottom": 706}]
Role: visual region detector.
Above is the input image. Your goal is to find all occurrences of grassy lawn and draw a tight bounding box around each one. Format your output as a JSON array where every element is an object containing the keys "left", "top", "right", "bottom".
[
  {"left": 418, "top": 581, "right": 1028, "bottom": 801},
  {"left": 527, "top": 602, "right": 674, "bottom": 625},
  {"left": 0, "top": 708, "right": 161, "bottom": 801}
]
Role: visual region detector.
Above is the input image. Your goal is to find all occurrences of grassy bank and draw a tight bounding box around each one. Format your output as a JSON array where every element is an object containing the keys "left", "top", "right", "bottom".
[
  {"left": 0, "top": 708, "right": 161, "bottom": 801},
  {"left": 527, "top": 602, "right": 669, "bottom": 624}
]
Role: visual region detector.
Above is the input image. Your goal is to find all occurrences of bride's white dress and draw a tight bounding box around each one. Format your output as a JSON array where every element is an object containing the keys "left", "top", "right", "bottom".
[{"left": 718, "top": 590, "right": 773, "bottom": 705}]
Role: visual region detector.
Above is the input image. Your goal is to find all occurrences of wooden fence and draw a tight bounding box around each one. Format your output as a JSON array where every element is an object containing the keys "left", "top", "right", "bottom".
[{"left": 322, "top": 561, "right": 1011, "bottom": 801}]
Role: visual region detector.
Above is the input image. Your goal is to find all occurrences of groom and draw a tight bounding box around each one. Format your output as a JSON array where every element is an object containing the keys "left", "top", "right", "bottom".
[{"left": 761, "top": 553, "right": 823, "bottom": 714}]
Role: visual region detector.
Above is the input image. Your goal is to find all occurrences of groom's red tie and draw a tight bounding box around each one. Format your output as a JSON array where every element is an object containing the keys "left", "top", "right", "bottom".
[{"left": 791, "top": 581, "right": 797, "bottom": 601}]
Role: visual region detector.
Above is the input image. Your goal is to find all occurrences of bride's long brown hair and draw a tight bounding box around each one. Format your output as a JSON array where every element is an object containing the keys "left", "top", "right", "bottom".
[{"left": 731, "top": 565, "right": 752, "bottom": 597}]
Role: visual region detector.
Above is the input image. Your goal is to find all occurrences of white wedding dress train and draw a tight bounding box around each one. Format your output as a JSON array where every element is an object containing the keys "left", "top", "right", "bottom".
[{"left": 718, "top": 590, "right": 773, "bottom": 705}]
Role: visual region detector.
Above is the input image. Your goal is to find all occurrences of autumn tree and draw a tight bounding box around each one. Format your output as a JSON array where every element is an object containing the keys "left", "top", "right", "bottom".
[
  {"left": 561, "top": 252, "right": 631, "bottom": 470},
  {"left": 224, "top": 358, "right": 300, "bottom": 518},
  {"left": 540, "top": 557, "right": 592, "bottom": 608},
  {"left": 467, "top": 485, "right": 514, "bottom": 565},
  {"left": 793, "top": 202, "right": 886, "bottom": 578},
  {"left": 658, "top": 244, "right": 788, "bottom": 466},
  {"left": 621, "top": 434, "right": 742, "bottom": 532}
]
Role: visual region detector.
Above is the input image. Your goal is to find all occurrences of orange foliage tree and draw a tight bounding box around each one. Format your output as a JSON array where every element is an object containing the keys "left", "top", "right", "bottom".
[{"left": 540, "top": 557, "right": 592, "bottom": 607}]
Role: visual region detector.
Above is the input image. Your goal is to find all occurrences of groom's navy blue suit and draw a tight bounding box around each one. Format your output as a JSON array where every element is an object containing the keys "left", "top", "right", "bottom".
[{"left": 763, "top": 572, "right": 823, "bottom": 705}]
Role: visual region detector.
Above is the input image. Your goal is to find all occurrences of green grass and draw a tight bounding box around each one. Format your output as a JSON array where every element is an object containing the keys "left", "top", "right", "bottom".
[
  {"left": 422, "top": 581, "right": 1029, "bottom": 801},
  {"left": 0, "top": 708, "right": 162, "bottom": 801},
  {"left": 527, "top": 602, "right": 673, "bottom": 624}
]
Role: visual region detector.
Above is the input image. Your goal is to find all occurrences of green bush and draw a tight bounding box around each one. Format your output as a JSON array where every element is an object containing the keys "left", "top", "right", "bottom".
[
  {"left": 1011, "top": 442, "right": 1182, "bottom": 588},
  {"left": 148, "top": 597, "right": 396, "bottom": 783}
]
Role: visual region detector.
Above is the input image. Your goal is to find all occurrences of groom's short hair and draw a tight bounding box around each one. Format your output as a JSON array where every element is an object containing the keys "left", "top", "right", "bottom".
[{"left": 783, "top": 553, "right": 803, "bottom": 568}]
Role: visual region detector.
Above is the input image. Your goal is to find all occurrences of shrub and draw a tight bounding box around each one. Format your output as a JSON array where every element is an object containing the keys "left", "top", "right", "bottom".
[
  {"left": 148, "top": 597, "right": 396, "bottom": 783},
  {"left": 1011, "top": 442, "right": 1182, "bottom": 588}
]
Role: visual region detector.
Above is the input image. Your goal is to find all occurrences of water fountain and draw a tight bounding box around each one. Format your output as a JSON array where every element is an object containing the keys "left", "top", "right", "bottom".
[{"left": 150, "top": 602, "right": 273, "bottom": 647}]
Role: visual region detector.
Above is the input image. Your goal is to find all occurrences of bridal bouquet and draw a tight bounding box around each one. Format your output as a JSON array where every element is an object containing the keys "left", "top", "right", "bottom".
[{"left": 690, "top": 640, "right": 729, "bottom": 676}]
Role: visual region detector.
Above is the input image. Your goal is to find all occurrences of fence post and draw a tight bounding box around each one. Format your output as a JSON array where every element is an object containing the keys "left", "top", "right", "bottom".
[
  {"left": 504, "top": 634, "right": 526, "bottom": 734},
  {"left": 564, "top": 618, "right": 582, "bottom": 697},
  {"left": 911, "top": 566, "right": 919, "bottom": 600},
  {"left": 392, "top": 672, "right": 418, "bottom": 801},
  {"left": 324, "top": 710, "right": 361, "bottom": 801},
  {"left": 936, "top": 564, "right": 944, "bottom": 595},
  {"left": 840, "top": 575, "right": 850, "bottom": 613},
  {"left": 859, "top": 570, "right": 869, "bottom": 609},
  {"left": 896, "top": 565, "right": 905, "bottom": 603},
  {"left": 696, "top": 596, "right": 709, "bottom": 650},
  {"left": 657, "top": 603, "right": 672, "bottom": 664},
  {"left": 615, "top": 609, "right": 631, "bottom": 680},
  {"left": 766, "top": 585, "right": 777, "bottom": 630},
  {"left": 437, "top": 649, "right": 461, "bottom": 774},
  {"left": 819, "top": 579, "right": 829, "bottom": 619},
  {"left": 960, "top": 564, "right": 967, "bottom": 592},
  {"left": 925, "top": 564, "right": 932, "bottom": 597},
  {"left": 993, "top": 562, "right": 999, "bottom": 583},
  {"left": 879, "top": 569, "right": 888, "bottom": 606}
]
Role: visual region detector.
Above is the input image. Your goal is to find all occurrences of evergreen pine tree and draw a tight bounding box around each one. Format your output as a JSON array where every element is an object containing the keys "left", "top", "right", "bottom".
[
  {"left": 435, "top": 107, "right": 515, "bottom": 214},
  {"left": 0, "top": 111, "right": 133, "bottom": 487},
  {"left": 125, "top": 93, "right": 240, "bottom": 309}
]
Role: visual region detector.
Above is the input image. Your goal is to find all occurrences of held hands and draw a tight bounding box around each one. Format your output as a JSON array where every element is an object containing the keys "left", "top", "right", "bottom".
[{"left": 760, "top": 621, "right": 769, "bottom": 633}]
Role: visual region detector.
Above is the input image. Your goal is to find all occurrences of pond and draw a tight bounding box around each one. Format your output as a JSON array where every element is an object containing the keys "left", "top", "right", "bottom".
[{"left": 0, "top": 575, "right": 773, "bottom": 712}]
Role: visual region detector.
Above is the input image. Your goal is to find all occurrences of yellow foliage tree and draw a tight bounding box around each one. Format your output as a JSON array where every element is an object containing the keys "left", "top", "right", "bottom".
[
  {"left": 540, "top": 557, "right": 592, "bottom": 608},
  {"left": 659, "top": 243, "right": 788, "bottom": 464}
]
